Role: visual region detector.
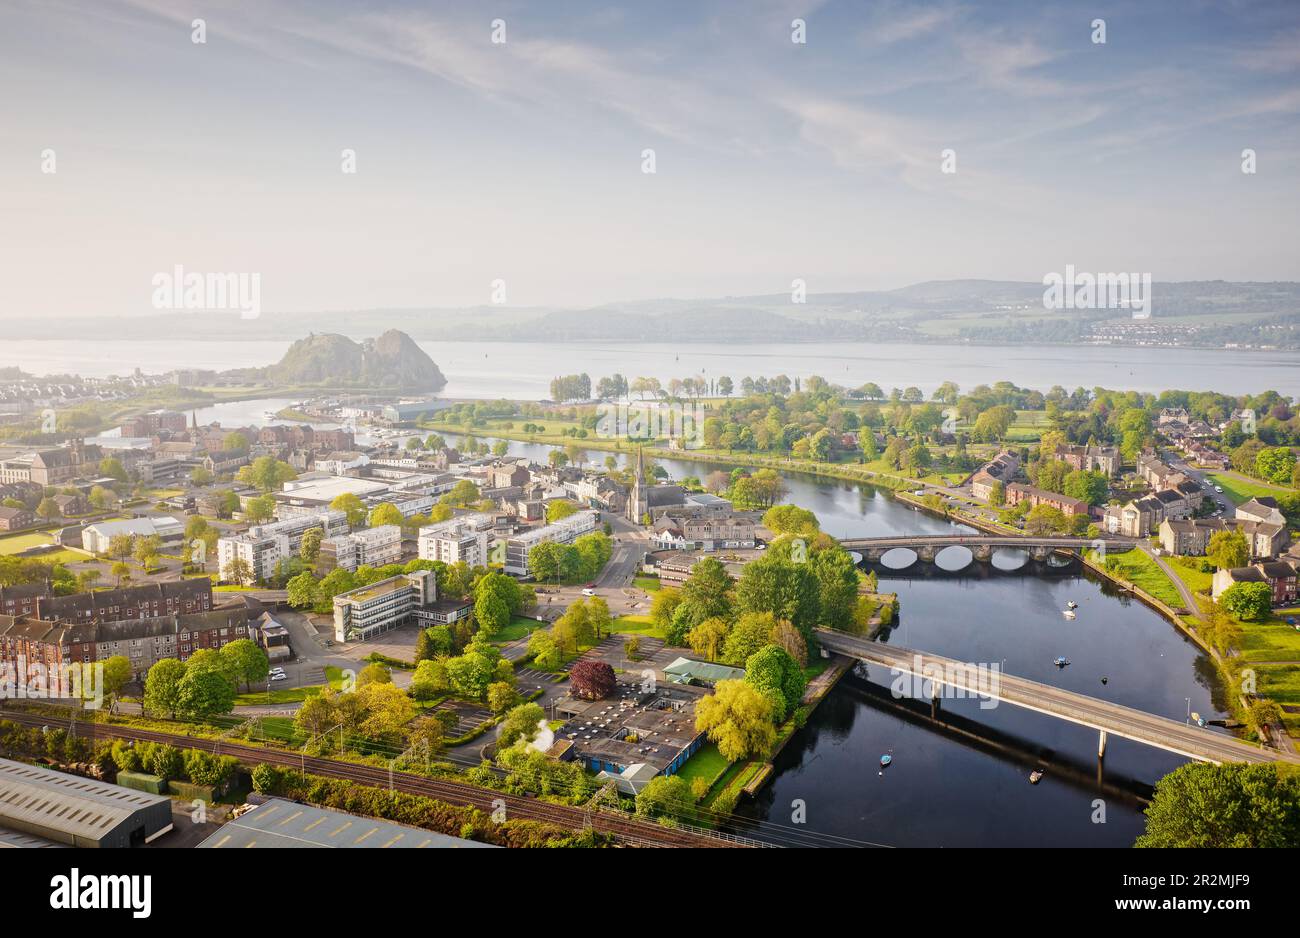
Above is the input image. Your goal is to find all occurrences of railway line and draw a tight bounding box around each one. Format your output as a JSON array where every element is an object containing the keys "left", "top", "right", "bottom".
[{"left": 0, "top": 708, "right": 749, "bottom": 849}]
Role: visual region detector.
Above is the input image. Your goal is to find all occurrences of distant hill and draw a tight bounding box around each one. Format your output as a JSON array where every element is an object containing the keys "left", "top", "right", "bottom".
[
  {"left": 260, "top": 330, "right": 446, "bottom": 391},
  {"left": 10, "top": 280, "right": 1300, "bottom": 350}
]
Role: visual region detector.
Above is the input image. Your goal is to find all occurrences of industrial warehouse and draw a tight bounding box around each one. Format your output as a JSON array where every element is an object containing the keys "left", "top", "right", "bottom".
[{"left": 0, "top": 758, "right": 173, "bottom": 848}]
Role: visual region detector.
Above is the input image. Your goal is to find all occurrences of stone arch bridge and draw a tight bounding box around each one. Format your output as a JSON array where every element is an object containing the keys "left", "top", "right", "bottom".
[{"left": 839, "top": 534, "right": 1138, "bottom": 566}]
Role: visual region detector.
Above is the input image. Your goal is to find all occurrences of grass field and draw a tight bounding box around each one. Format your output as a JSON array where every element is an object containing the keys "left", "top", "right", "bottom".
[
  {"left": 1205, "top": 473, "right": 1295, "bottom": 506},
  {"left": 1166, "top": 558, "right": 1214, "bottom": 595},
  {"left": 0, "top": 532, "right": 55, "bottom": 555},
  {"left": 1102, "top": 550, "right": 1184, "bottom": 608},
  {"left": 632, "top": 575, "right": 661, "bottom": 592},
  {"left": 491, "top": 616, "right": 544, "bottom": 644},
  {"left": 608, "top": 614, "right": 665, "bottom": 639},
  {"left": 676, "top": 742, "right": 731, "bottom": 792},
  {"left": 1238, "top": 615, "right": 1300, "bottom": 662}
]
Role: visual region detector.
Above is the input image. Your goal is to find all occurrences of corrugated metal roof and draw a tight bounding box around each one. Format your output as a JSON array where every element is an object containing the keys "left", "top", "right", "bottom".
[
  {"left": 197, "top": 798, "right": 497, "bottom": 849},
  {"left": 0, "top": 758, "right": 169, "bottom": 843}
]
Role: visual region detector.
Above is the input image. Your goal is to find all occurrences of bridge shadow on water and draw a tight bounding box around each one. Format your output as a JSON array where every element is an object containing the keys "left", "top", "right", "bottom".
[{"left": 837, "top": 668, "right": 1156, "bottom": 807}]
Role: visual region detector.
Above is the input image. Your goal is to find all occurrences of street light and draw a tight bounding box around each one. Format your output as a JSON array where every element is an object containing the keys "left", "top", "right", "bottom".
[{"left": 1185, "top": 697, "right": 1191, "bottom": 723}]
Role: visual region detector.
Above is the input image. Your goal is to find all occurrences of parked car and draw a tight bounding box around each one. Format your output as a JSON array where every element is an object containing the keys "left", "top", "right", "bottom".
[{"left": 270, "top": 672, "right": 289, "bottom": 682}]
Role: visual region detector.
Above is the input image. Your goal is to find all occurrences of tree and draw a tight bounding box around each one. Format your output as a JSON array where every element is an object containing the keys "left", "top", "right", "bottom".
[
  {"left": 1062, "top": 469, "right": 1109, "bottom": 506},
  {"left": 762, "top": 505, "right": 820, "bottom": 538},
  {"left": 679, "top": 556, "right": 734, "bottom": 623},
  {"left": 219, "top": 638, "right": 269, "bottom": 692},
  {"left": 225, "top": 431, "right": 250, "bottom": 453},
  {"left": 357, "top": 662, "right": 393, "bottom": 687},
  {"left": 175, "top": 663, "right": 237, "bottom": 720},
  {"left": 487, "top": 681, "right": 520, "bottom": 714},
  {"left": 356, "top": 682, "right": 416, "bottom": 740},
  {"left": 286, "top": 570, "right": 317, "bottom": 608},
  {"left": 224, "top": 556, "right": 254, "bottom": 587},
  {"left": 570, "top": 659, "right": 616, "bottom": 700},
  {"left": 330, "top": 492, "right": 367, "bottom": 527},
  {"left": 810, "top": 548, "right": 858, "bottom": 632},
  {"left": 133, "top": 534, "right": 163, "bottom": 570},
  {"left": 546, "top": 499, "right": 578, "bottom": 523},
  {"left": 244, "top": 494, "right": 276, "bottom": 524},
  {"left": 1255, "top": 447, "right": 1297, "bottom": 485},
  {"left": 368, "top": 502, "right": 404, "bottom": 528},
  {"left": 99, "top": 457, "right": 128, "bottom": 482},
  {"left": 36, "top": 496, "right": 60, "bottom": 521},
  {"left": 635, "top": 775, "right": 697, "bottom": 822},
  {"left": 107, "top": 533, "right": 136, "bottom": 562},
  {"left": 686, "top": 617, "right": 730, "bottom": 662},
  {"left": 239, "top": 455, "right": 296, "bottom": 493},
  {"left": 99, "top": 655, "right": 132, "bottom": 696},
  {"left": 88, "top": 484, "right": 117, "bottom": 511},
  {"left": 736, "top": 553, "right": 820, "bottom": 641},
  {"left": 721, "top": 611, "right": 776, "bottom": 667},
  {"left": 110, "top": 561, "right": 132, "bottom": 588},
  {"left": 744, "top": 644, "right": 806, "bottom": 722},
  {"left": 189, "top": 467, "right": 214, "bottom": 486},
  {"left": 771, "top": 620, "right": 808, "bottom": 667},
  {"left": 1207, "top": 529, "right": 1249, "bottom": 570},
  {"left": 527, "top": 630, "right": 562, "bottom": 670},
  {"left": 474, "top": 589, "right": 511, "bottom": 637},
  {"left": 1220, "top": 581, "right": 1272, "bottom": 621},
  {"left": 497, "top": 702, "right": 546, "bottom": 748},
  {"left": 694, "top": 679, "right": 777, "bottom": 762},
  {"left": 1136, "top": 762, "right": 1300, "bottom": 847},
  {"left": 299, "top": 526, "right": 325, "bottom": 565}
]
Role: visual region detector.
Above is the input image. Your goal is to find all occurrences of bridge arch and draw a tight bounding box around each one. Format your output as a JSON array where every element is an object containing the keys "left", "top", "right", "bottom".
[
  {"left": 989, "top": 547, "right": 1030, "bottom": 571},
  {"left": 934, "top": 545, "right": 973, "bottom": 572},
  {"left": 878, "top": 547, "right": 918, "bottom": 570}
]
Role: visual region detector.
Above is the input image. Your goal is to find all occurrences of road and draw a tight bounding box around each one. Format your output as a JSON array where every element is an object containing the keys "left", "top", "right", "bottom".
[
  {"left": 816, "top": 629, "right": 1300, "bottom": 766},
  {"left": 1166, "top": 456, "right": 1236, "bottom": 515}
]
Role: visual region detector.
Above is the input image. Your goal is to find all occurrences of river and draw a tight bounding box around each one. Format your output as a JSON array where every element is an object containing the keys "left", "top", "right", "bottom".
[
  {"left": 6, "top": 338, "right": 1300, "bottom": 397},
  {"left": 424, "top": 430, "right": 1225, "bottom": 847}
]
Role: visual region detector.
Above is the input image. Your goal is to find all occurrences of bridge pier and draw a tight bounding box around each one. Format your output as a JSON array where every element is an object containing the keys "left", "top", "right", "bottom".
[
  {"left": 1030, "top": 546, "right": 1053, "bottom": 562},
  {"left": 917, "top": 545, "right": 936, "bottom": 563},
  {"left": 973, "top": 544, "right": 993, "bottom": 562},
  {"left": 930, "top": 683, "right": 941, "bottom": 718},
  {"left": 1098, "top": 729, "right": 1108, "bottom": 759},
  {"left": 864, "top": 548, "right": 883, "bottom": 563}
]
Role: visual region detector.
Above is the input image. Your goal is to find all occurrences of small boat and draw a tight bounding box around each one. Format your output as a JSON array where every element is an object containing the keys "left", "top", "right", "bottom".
[
  {"left": 1053, "top": 656, "right": 1070, "bottom": 668},
  {"left": 1197, "top": 717, "right": 1207, "bottom": 728},
  {"left": 1062, "top": 609, "right": 1076, "bottom": 619},
  {"left": 1029, "top": 769, "right": 1044, "bottom": 784},
  {"left": 879, "top": 754, "right": 892, "bottom": 768},
  {"left": 1067, "top": 601, "right": 1078, "bottom": 609}
]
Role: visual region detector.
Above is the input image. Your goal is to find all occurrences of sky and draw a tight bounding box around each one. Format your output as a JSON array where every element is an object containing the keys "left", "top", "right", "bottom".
[{"left": 1, "top": 0, "right": 1298, "bottom": 318}]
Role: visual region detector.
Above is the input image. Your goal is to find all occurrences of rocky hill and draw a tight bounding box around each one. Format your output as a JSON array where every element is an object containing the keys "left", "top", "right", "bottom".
[{"left": 264, "top": 330, "right": 446, "bottom": 390}]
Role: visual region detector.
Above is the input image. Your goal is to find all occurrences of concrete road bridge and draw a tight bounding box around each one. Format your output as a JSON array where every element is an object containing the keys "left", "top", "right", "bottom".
[
  {"left": 838, "top": 534, "right": 1138, "bottom": 565},
  {"left": 817, "top": 629, "right": 1300, "bottom": 765}
]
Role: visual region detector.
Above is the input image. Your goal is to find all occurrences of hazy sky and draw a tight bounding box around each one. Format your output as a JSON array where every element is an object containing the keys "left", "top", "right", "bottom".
[{"left": 2, "top": 0, "right": 1298, "bottom": 317}]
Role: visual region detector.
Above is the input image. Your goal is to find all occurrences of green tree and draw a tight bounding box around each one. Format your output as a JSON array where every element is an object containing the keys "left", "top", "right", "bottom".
[
  {"left": 299, "top": 527, "right": 324, "bottom": 565},
  {"left": 1136, "top": 762, "right": 1300, "bottom": 847},
  {"left": 694, "top": 679, "right": 777, "bottom": 762},
  {"left": 175, "top": 663, "right": 237, "bottom": 720},
  {"left": 244, "top": 494, "right": 276, "bottom": 524},
  {"left": 1220, "top": 581, "right": 1272, "bottom": 621},
  {"left": 219, "top": 638, "right": 269, "bottom": 692},
  {"left": 744, "top": 644, "right": 806, "bottom": 722},
  {"left": 239, "top": 455, "right": 296, "bottom": 493},
  {"left": 497, "top": 702, "right": 546, "bottom": 748},
  {"left": 330, "top": 492, "right": 367, "bottom": 527},
  {"left": 36, "top": 496, "right": 60, "bottom": 521},
  {"left": 368, "top": 502, "right": 404, "bottom": 528},
  {"left": 546, "top": 499, "right": 578, "bottom": 523},
  {"left": 1207, "top": 529, "right": 1249, "bottom": 570},
  {"left": 286, "top": 570, "right": 318, "bottom": 608},
  {"left": 99, "top": 655, "right": 132, "bottom": 696},
  {"left": 635, "top": 775, "right": 697, "bottom": 823}
]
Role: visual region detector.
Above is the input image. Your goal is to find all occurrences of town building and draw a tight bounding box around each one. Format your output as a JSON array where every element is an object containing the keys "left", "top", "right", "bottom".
[
  {"left": 1053, "top": 443, "right": 1121, "bottom": 477},
  {"left": 1211, "top": 561, "right": 1300, "bottom": 605},
  {"left": 650, "top": 512, "right": 756, "bottom": 551},
  {"left": 332, "top": 570, "right": 469, "bottom": 643},
  {"left": 1158, "top": 518, "right": 1233, "bottom": 556},
  {"left": 217, "top": 510, "right": 349, "bottom": 582},
  {"left": 0, "top": 506, "right": 34, "bottom": 531},
  {"left": 0, "top": 440, "right": 103, "bottom": 486},
  {"left": 197, "top": 797, "right": 494, "bottom": 849},
  {"left": 418, "top": 521, "right": 491, "bottom": 568},
  {"left": 503, "top": 510, "right": 600, "bottom": 577},
  {"left": 1004, "top": 483, "right": 1088, "bottom": 517},
  {"left": 317, "top": 524, "right": 403, "bottom": 573},
  {"left": 81, "top": 516, "right": 184, "bottom": 553}
]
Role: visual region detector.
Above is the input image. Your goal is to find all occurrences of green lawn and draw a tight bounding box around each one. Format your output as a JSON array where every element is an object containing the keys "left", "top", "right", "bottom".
[
  {"left": 632, "top": 575, "right": 662, "bottom": 592},
  {"left": 1100, "top": 550, "right": 1184, "bottom": 608},
  {"left": 234, "top": 683, "right": 326, "bottom": 707},
  {"left": 0, "top": 532, "right": 55, "bottom": 555},
  {"left": 1253, "top": 663, "right": 1300, "bottom": 736},
  {"left": 491, "top": 616, "right": 544, "bottom": 644},
  {"left": 1205, "top": 473, "right": 1295, "bottom": 506},
  {"left": 1239, "top": 616, "right": 1300, "bottom": 662},
  {"left": 1166, "top": 558, "right": 1214, "bottom": 596},
  {"left": 608, "top": 614, "right": 666, "bottom": 639},
  {"left": 676, "top": 742, "right": 732, "bottom": 791}
]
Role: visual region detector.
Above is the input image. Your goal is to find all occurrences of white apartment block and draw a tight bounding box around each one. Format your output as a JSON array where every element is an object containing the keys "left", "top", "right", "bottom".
[
  {"left": 218, "top": 510, "right": 349, "bottom": 582},
  {"left": 319, "top": 524, "right": 403, "bottom": 573},
  {"left": 504, "top": 510, "right": 599, "bottom": 577},
  {"left": 418, "top": 522, "right": 490, "bottom": 568}
]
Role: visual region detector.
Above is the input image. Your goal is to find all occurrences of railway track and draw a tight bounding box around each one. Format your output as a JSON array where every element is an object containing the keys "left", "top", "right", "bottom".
[{"left": 0, "top": 709, "right": 747, "bottom": 849}]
